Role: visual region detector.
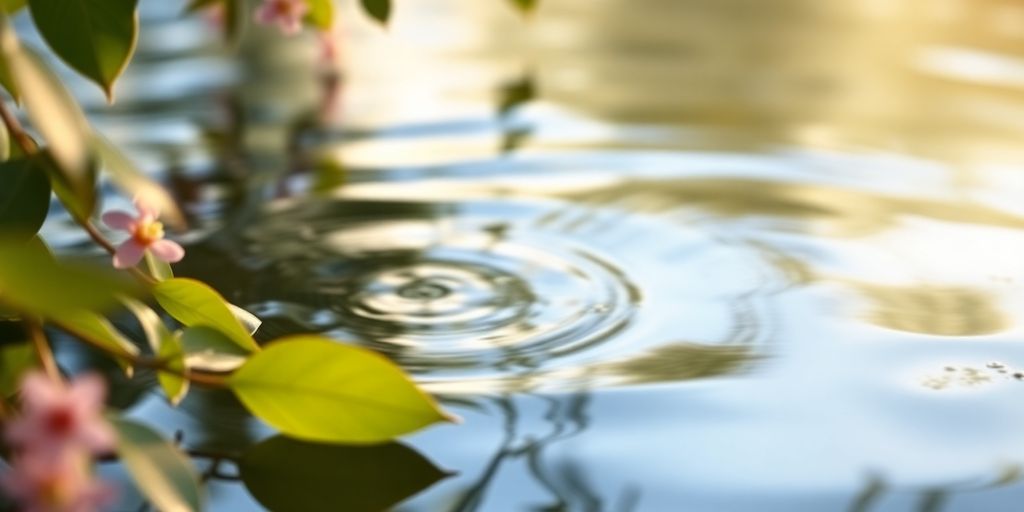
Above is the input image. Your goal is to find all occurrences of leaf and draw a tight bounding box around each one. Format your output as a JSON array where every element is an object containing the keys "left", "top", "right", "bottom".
[
  {"left": 0, "top": 342, "right": 34, "bottom": 396},
  {"left": 0, "top": 115, "right": 7, "bottom": 160},
  {"left": 305, "top": 0, "right": 333, "bottom": 30},
  {"left": 1, "top": 30, "right": 94, "bottom": 209},
  {"left": 227, "top": 303, "right": 261, "bottom": 336},
  {"left": 58, "top": 310, "right": 139, "bottom": 359},
  {"left": 180, "top": 325, "right": 247, "bottom": 373},
  {"left": 157, "top": 331, "right": 188, "bottom": 405},
  {"left": 509, "top": 0, "right": 538, "bottom": 14},
  {"left": 0, "top": 157, "right": 50, "bottom": 239},
  {"left": 359, "top": 0, "right": 390, "bottom": 25},
  {"left": 111, "top": 418, "right": 203, "bottom": 512},
  {"left": 35, "top": 151, "right": 95, "bottom": 223},
  {"left": 153, "top": 278, "right": 259, "bottom": 353},
  {"left": 228, "top": 336, "right": 452, "bottom": 444},
  {"left": 121, "top": 298, "right": 169, "bottom": 352},
  {"left": 498, "top": 74, "right": 535, "bottom": 117},
  {"left": 92, "top": 134, "right": 185, "bottom": 230},
  {"left": 0, "top": 237, "right": 136, "bottom": 317},
  {"left": 240, "top": 436, "right": 450, "bottom": 512},
  {"left": 27, "top": 0, "right": 139, "bottom": 100},
  {"left": 145, "top": 252, "right": 174, "bottom": 281},
  {"left": 0, "top": 0, "right": 25, "bottom": 14}
]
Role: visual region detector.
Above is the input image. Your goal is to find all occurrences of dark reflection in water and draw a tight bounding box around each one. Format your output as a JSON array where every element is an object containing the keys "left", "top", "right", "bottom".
[{"left": 29, "top": 0, "right": 1024, "bottom": 510}]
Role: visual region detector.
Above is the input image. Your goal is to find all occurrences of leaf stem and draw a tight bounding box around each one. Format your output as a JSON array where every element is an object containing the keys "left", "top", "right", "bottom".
[{"left": 26, "top": 320, "right": 60, "bottom": 382}]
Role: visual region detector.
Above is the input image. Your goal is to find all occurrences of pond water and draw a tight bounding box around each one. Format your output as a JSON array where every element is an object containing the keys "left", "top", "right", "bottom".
[{"left": 32, "top": 0, "right": 1024, "bottom": 510}]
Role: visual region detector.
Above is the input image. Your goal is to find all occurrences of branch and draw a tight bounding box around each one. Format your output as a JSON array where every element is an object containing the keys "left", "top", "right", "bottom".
[
  {"left": 0, "top": 99, "right": 36, "bottom": 155},
  {"left": 26, "top": 321, "right": 60, "bottom": 382}
]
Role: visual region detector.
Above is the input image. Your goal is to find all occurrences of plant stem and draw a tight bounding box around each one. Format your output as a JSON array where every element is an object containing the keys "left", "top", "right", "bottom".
[
  {"left": 51, "top": 321, "right": 228, "bottom": 388},
  {"left": 26, "top": 321, "right": 60, "bottom": 382},
  {"left": 0, "top": 99, "right": 36, "bottom": 155}
]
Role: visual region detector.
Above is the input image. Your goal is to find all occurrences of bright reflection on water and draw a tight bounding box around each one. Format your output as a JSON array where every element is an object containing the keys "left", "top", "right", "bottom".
[{"left": 31, "top": 0, "right": 1024, "bottom": 510}]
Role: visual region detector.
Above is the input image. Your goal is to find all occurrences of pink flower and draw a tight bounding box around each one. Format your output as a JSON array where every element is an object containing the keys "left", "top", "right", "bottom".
[
  {"left": 1, "top": 451, "right": 114, "bottom": 512},
  {"left": 5, "top": 373, "right": 115, "bottom": 456},
  {"left": 255, "top": 0, "right": 309, "bottom": 36},
  {"left": 101, "top": 200, "right": 184, "bottom": 269}
]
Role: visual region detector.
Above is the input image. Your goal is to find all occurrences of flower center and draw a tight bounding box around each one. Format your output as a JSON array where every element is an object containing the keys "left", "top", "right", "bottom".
[
  {"left": 45, "top": 407, "right": 76, "bottom": 437},
  {"left": 133, "top": 220, "right": 164, "bottom": 245}
]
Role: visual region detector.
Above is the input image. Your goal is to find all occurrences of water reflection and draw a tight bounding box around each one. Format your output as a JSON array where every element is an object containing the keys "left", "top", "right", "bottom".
[{"left": 30, "top": 0, "right": 1024, "bottom": 509}]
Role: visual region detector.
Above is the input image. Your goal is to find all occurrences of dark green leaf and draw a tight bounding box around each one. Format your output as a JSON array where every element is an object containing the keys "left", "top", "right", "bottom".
[
  {"left": 92, "top": 134, "right": 185, "bottom": 230},
  {"left": 0, "top": 0, "right": 24, "bottom": 14},
  {"left": 305, "top": 0, "right": 333, "bottom": 30},
  {"left": 0, "top": 237, "right": 135, "bottom": 317},
  {"left": 240, "top": 436, "right": 450, "bottom": 512},
  {"left": 228, "top": 336, "right": 453, "bottom": 444},
  {"left": 35, "top": 151, "right": 96, "bottom": 223},
  {"left": 0, "top": 342, "right": 34, "bottom": 396},
  {"left": 359, "top": 0, "right": 390, "bottom": 25},
  {"left": 27, "top": 0, "right": 139, "bottom": 100},
  {"left": 0, "top": 157, "right": 50, "bottom": 239},
  {"left": 153, "top": 278, "right": 260, "bottom": 353},
  {"left": 111, "top": 418, "right": 203, "bottom": 512}
]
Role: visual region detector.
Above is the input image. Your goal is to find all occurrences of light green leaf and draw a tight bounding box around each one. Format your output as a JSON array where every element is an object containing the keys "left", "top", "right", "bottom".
[
  {"left": 227, "top": 303, "right": 261, "bottom": 336},
  {"left": 157, "top": 331, "right": 188, "bottom": 405},
  {"left": 0, "top": 237, "right": 135, "bottom": 317},
  {"left": 121, "top": 298, "right": 170, "bottom": 352},
  {"left": 228, "top": 336, "right": 452, "bottom": 444},
  {"left": 359, "top": 0, "right": 390, "bottom": 25},
  {"left": 240, "top": 436, "right": 450, "bottom": 512},
  {"left": 111, "top": 418, "right": 203, "bottom": 512},
  {"left": 0, "top": 157, "right": 50, "bottom": 239},
  {"left": 509, "top": 0, "right": 538, "bottom": 14},
  {"left": 27, "top": 0, "right": 139, "bottom": 100},
  {"left": 0, "top": 0, "right": 25, "bottom": 14},
  {"left": 305, "top": 0, "right": 333, "bottom": 30},
  {"left": 153, "top": 278, "right": 259, "bottom": 353},
  {"left": 92, "top": 134, "right": 185, "bottom": 230},
  {"left": 145, "top": 252, "right": 174, "bottom": 281},
  {"left": 1, "top": 29, "right": 94, "bottom": 211},
  {"left": 0, "top": 115, "right": 7, "bottom": 160},
  {"left": 56, "top": 310, "right": 140, "bottom": 359},
  {"left": 180, "top": 325, "right": 247, "bottom": 372},
  {"left": 0, "top": 342, "right": 35, "bottom": 396}
]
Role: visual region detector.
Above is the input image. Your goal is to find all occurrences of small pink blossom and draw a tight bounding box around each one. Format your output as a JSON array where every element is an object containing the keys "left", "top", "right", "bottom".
[
  {"left": 2, "top": 372, "right": 116, "bottom": 512},
  {"left": 1, "top": 451, "right": 114, "bottom": 512},
  {"left": 255, "top": 0, "right": 309, "bottom": 36},
  {"left": 5, "top": 373, "right": 115, "bottom": 456},
  {"left": 101, "top": 200, "right": 184, "bottom": 269}
]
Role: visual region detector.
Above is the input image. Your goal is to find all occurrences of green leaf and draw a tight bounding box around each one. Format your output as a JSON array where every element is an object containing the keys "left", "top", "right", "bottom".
[
  {"left": 121, "top": 298, "right": 168, "bottom": 352},
  {"left": 359, "top": 0, "right": 390, "bottom": 25},
  {"left": 144, "top": 252, "right": 174, "bottom": 281},
  {"left": 0, "top": 157, "right": 50, "bottom": 239},
  {"left": 0, "top": 342, "right": 35, "bottom": 396},
  {"left": 0, "top": 28, "right": 94, "bottom": 209},
  {"left": 157, "top": 331, "right": 188, "bottom": 405},
  {"left": 111, "top": 418, "right": 203, "bottom": 512},
  {"left": 92, "top": 134, "right": 185, "bottom": 230},
  {"left": 240, "top": 436, "right": 450, "bottom": 512},
  {"left": 305, "top": 0, "right": 333, "bottom": 30},
  {"left": 227, "top": 303, "right": 261, "bottom": 335},
  {"left": 180, "top": 325, "right": 247, "bottom": 372},
  {"left": 509, "top": 0, "right": 538, "bottom": 14},
  {"left": 34, "top": 151, "right": 95, "bottom": 223},
  {"left": 228, "top": 336, "right": 452, "bottom": 444},
  {"left": 0, "top": 0, "right": 25, "bottom": 14},
  {"left": 0, "top": 237, "right": 135, "bottom": 317},
  {"left": 153, "top": 278, "right": 259, "bottom": 353},
  {"left": 27, "top": 0, "right": 139, "bottom": 100}
]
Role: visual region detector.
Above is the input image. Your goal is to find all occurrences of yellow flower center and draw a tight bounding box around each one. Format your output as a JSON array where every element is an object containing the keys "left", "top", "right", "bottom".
[{"left": 134, "top": 220, "right": 164, "bottom": 245}]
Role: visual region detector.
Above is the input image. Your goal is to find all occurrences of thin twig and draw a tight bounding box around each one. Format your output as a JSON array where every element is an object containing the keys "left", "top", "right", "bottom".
[
  {"left": 26, "top": 321, "right": 60, "bottom": 382},
  {"left": 0, "top": 99, "right": 36, "bottom": 155}
]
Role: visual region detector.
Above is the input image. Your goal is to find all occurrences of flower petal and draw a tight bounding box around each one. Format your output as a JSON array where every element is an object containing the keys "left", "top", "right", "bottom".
[
  {"left": 113, "top": 241, "right": 146, "bottom": 269},
  {"left": 68, "top": 374, "right": 106, "bottom": 411},
  {"left": 148, "top": 240, "right": 185, "bottom": 263},
  {"left": 133, "top": 198, "right": 159, "bottom": 221},
  {"left": 18, "top": 372, "right": 62, "bottom": 411},
  {"left": 100, "top": 211, "right": 136, "bottom": 232}
]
